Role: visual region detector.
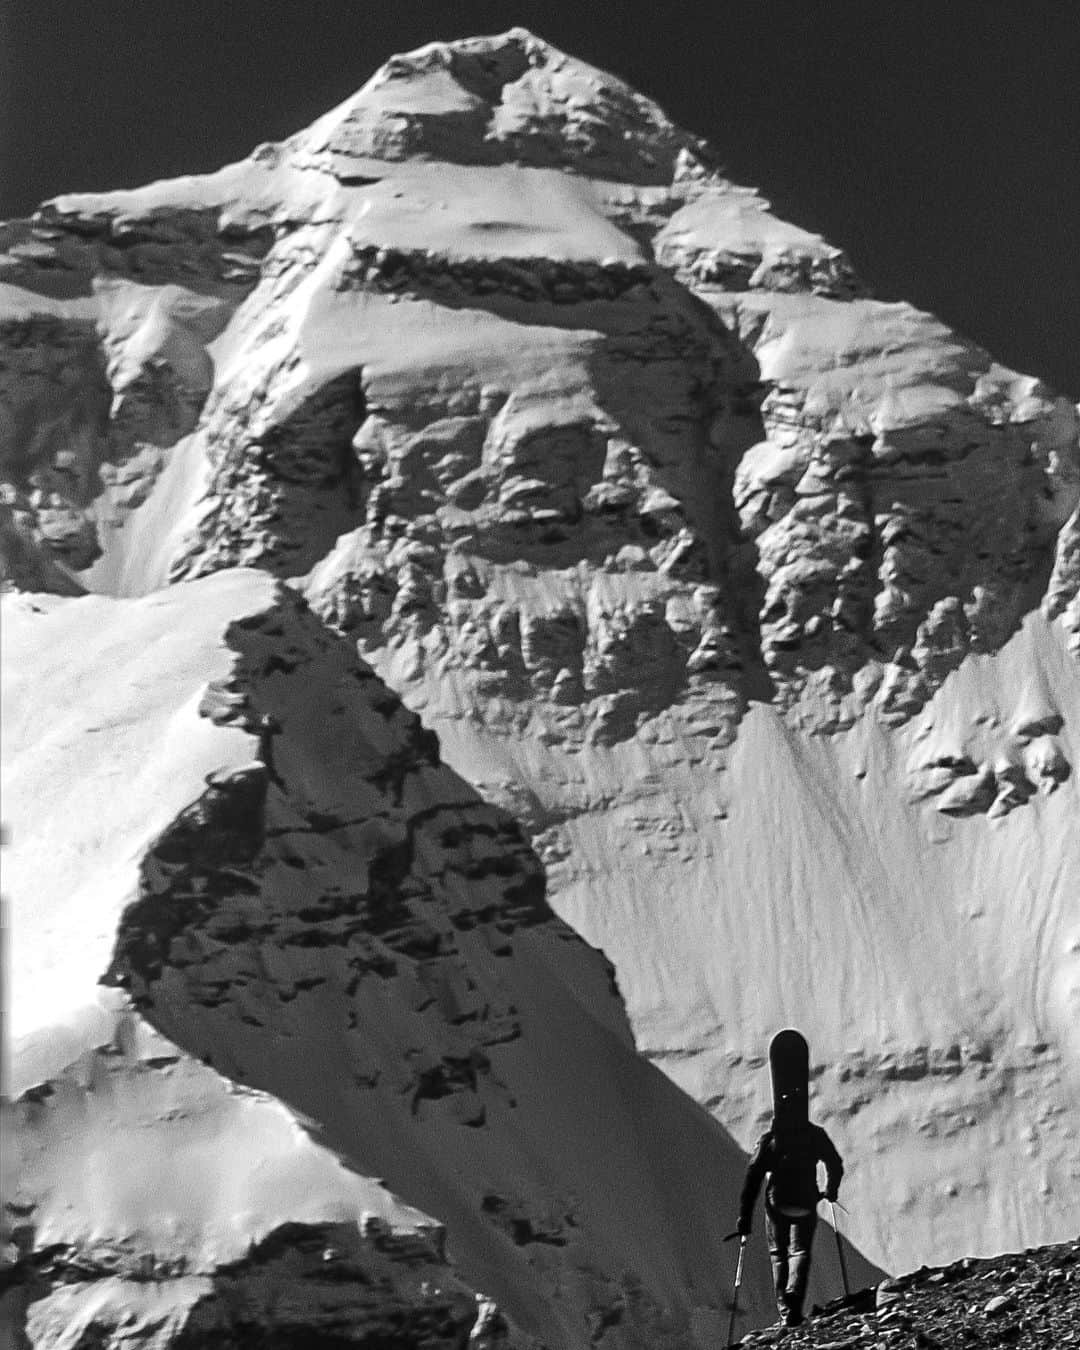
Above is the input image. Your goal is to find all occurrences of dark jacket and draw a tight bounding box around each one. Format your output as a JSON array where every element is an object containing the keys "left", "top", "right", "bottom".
[{"left": 739, "top": 1122, "right": 843, "bottom": 1225}]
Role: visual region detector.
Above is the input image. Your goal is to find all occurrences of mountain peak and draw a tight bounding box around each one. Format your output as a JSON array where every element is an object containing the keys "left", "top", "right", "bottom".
[{"left": 292, "top": 26, "right": 711, "bottom": 184}]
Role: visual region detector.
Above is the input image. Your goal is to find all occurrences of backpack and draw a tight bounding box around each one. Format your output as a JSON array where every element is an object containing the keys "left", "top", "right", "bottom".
[{"left": 767, "top": 1124, "right": 816, "bottom": 1208}]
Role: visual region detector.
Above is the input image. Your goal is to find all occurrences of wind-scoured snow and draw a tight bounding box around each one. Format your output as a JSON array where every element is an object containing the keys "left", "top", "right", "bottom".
[{"left": 2, "top": 25, "right": 1078, "bottom": 1350}]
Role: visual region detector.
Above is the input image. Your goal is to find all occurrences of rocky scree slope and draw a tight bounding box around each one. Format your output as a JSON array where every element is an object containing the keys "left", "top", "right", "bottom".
[
  {"left": 2, "top": 23, "right": 1079, "bottom": 1343},
  {"left": 737, "top": 1235, "right": 1080, "bottom": 1350}
]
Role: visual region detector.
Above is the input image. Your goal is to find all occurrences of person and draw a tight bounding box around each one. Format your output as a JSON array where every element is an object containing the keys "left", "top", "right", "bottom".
[{"left": 736, "top": 1092, "right": 844, "bottom": 1327}]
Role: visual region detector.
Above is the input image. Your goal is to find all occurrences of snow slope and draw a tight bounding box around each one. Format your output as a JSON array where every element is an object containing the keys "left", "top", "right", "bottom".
[
  {"left": 469, "top": 611, "right": 1080, "bottom": 1269},
  {"left": 2, "top": 25, "right": 1078, "bottom": 1348}
]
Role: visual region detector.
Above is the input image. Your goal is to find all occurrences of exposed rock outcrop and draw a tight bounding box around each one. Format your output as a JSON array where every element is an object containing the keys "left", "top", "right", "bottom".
[
  {"left": 738, "top": 1236, "right": 1080, "bottom": 1350},
  {"left": 0, "top": 212, "right": 269, "bottom": 590}
]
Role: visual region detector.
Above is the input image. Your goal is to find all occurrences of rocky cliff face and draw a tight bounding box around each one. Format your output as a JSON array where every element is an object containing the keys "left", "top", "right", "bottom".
[{"left": 2, "top": 27, "right": 1078, "bottom": 1350}]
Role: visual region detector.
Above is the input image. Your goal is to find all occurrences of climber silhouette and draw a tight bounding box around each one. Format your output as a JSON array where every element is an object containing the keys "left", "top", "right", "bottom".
[{"left": 736, "top": 1032, "right": 844, "bottom": 1327}]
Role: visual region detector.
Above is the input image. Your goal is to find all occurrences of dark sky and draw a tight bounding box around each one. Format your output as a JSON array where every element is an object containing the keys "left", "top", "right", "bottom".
[{"left": 4, "top": 1, "right": 1079, "bottom": 397}]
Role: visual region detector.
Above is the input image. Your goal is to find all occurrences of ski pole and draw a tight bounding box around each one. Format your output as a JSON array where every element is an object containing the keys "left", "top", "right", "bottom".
[
  {"left": 827, "top": 1199, "right": 850, "bottom": 1299},
  {"left": 727, "top": 1235, "right": 747, "bottom": 1346}
]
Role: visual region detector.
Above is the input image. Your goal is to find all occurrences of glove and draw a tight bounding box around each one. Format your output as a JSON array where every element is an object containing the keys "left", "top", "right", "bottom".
[
  {"left": 736, "top": 1216, "right": 751, "bottom": 1238},
  {"left": 825, "top": 1188, "right": 839, "bottom": 1203}
]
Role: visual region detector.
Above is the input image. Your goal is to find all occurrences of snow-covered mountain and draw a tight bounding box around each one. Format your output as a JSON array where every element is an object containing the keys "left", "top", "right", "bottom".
[{"left": 2, "top": 28, "right": 1077, "bottom": 1350}]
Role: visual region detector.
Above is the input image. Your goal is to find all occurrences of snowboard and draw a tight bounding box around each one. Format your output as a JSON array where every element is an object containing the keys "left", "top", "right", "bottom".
[{"left": 769, "top": 1027, "right": 809, "bottom": 1124}]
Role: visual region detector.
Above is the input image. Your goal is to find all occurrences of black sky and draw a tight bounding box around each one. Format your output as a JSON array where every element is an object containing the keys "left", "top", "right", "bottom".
[{"left": 4, "top": 1, "right": 1079, "bottom": 397}]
